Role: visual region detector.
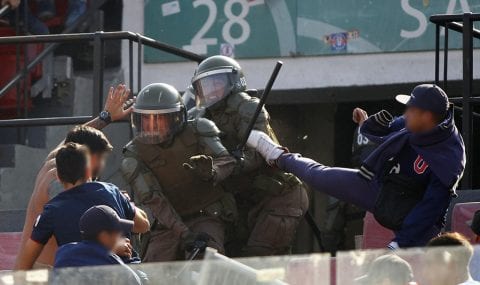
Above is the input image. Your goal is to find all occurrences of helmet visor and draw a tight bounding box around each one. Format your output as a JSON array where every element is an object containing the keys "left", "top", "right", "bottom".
[
  {"left": 193, "top": 73, "right": 231, "bottom": 108},
  {"left": 132, "top": 109, "right": 185, "bottom": 144}
]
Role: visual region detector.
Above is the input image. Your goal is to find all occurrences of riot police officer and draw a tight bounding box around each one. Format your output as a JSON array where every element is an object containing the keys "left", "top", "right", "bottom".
[
  {"left": 121, "top": 83, "right": 237, "bottom": 262},
  {"left": 191, "top": 56, "right": 309, "bottom": 256}
]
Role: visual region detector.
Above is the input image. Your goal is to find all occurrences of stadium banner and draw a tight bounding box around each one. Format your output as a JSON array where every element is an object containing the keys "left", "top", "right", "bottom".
[{"left": 144, "top": 0, "right": 480, "bottom": 62}]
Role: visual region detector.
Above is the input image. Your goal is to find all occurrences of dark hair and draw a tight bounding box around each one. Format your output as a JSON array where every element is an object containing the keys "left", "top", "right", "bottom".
[
  {"left": 65, "top": 126, "right": 113, "bottom": 154},
  {"left": 427, "top": 232, "right": 473, "bottom": 266},
  {"left": 55, "top": 142, "right": 90, "bottom": 184}
]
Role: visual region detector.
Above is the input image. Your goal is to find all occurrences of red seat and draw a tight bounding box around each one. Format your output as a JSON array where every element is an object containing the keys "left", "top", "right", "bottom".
[
  {"left": 0, "top": 232, "right": 22, "bottom": 270},
  {"left": 0, "top": 27, "right": 35, "bottom": 119},
  {"left": 361, "top": 212, "right": 394, "bottom": 249},
  {"left": 451, "top": 202, "right": 480, "bottom": 242}
]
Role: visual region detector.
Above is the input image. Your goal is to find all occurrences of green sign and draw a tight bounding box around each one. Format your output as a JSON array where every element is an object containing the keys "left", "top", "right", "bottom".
[{"left": 144, "top": 0, "right": 479, "bottom": 63}]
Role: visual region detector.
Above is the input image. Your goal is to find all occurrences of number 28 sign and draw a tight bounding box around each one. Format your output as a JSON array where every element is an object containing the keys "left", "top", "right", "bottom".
[
  {"left": 183, "top": 0, "right": 251, "bottom": 54},
  {"left": 144, "top": 0, "right": 286, "bottom": 62},
  {"left": 145, "top": 0, "right": 480, "bottom": 63}
]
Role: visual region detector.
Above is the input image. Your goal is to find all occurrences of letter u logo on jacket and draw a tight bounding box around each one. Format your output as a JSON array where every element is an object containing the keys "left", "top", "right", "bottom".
[{"left": 413, "top": 155, "right": 429, "bottom": 174}]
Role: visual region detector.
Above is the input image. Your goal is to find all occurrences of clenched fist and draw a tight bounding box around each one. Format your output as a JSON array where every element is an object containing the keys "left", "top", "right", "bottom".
[
  {"left": 352, "top": 108, "right": 368, "bottom": 126},
  {"left": 183, "top": 155, "right": 215, "bottom": 182}
]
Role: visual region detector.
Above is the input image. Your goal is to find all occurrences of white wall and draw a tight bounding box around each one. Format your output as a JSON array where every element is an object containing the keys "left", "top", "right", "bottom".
[{"left": 122, "top": 0, "right": 480, "bottom": 92}]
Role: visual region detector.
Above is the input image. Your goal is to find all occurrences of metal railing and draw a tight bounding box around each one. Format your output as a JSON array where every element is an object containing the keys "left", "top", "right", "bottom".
[
  {"left": 0, "top": 0, "right": 109, "bottom": 116},
  {"left": 0, "top": 31, "right": 204, "bottom": 127},
  {"left": 0, "top": 0, "right": 204, "bottom": 130},
  {"left": 430, "top": 12, "right": 480, "bottom": 189}
]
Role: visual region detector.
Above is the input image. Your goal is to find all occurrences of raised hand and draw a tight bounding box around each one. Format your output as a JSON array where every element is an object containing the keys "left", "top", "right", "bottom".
[
  {"left": 352, "top": 108, "right": 368, "bottom": 125},
  {"left": 104, "top": 84, "right": 135, "bottom": 121}
]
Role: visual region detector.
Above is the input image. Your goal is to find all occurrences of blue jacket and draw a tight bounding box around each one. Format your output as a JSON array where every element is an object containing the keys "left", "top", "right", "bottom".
[
  {"left": 360, "top": 109, "right": 465, "bottom": 246},
  {"left": 360, "top": 109, "right": 465, "bottom": 191},
  {"left": 54, "top": 241, "right": 141, "bottom": 285}
]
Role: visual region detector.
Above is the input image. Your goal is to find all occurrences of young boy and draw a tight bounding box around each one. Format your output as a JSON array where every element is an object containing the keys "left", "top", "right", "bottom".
[
  {"left": 54, "top": 205, "right": 141, "bottom": 284},
  {"left": 15, "top": 143, "right": 149, "bottom": 270}
]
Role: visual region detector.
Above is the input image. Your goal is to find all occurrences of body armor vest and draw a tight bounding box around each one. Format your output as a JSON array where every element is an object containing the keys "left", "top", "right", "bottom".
[{"left": 130, "top": 125, "right": 224, "bottom": 216}]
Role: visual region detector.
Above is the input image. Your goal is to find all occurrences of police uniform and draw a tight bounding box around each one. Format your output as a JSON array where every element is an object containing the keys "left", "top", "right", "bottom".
[
  {"left": 120, "top": 83, "right": 236, "bottom": 262},
  {"left": 192, "top": 56, "right": 309, "bottom": 256}
]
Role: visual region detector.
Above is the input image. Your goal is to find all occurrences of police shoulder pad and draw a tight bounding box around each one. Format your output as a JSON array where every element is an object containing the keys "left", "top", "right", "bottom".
[
  {"left": 191, "top": 118, "right": 221, "bottom": 137},
  {"left": 237, "top": 95, "right": 268, "bottom": 122},
  {"left": 226, "top": 92, "right": 250, "bottom": 112}
]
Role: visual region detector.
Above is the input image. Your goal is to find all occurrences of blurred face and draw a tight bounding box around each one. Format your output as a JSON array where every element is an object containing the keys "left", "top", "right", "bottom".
[
  {"left": 89, "top": 152, "right": 108, "bottom": 179},
  {"left": 97, "top": 230, "right": 122, "bottom": 251},
  {"left": 132, "top": 111, "right": 185, "bottom": 145},
  {"left": 404, "top": 106, "right": 436, "bottom": 133},
  {"left": 141, "top": 114, "right": 170, "bottom": 135},
  {"left": 194, "top": 74, "right": 229, "bottom": 108}
]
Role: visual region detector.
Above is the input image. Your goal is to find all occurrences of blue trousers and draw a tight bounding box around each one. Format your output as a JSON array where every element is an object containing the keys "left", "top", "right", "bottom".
[{"left": 278, "top": 153, "right": 380, "bottom": 212}]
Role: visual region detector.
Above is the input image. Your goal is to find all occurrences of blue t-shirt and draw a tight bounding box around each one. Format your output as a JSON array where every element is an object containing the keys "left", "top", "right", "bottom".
[
  {"left": 54, "top": 241, "right": 141, "bottom": 285},
  {"left": 31, "top": 182, "right": 139, "bottom": 262}
]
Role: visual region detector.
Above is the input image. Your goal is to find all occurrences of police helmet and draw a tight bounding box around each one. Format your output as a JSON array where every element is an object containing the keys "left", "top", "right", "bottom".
[
  {"left": 132, "top": 83, "right": 186, "bottom": 144},
  {"left": 191, "top": 55, "right": 246, "bottom": 108}
]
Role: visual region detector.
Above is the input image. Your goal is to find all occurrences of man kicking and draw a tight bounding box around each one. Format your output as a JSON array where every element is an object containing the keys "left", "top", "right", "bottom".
[{"left": 247, "top": 84, "right": 465, "bottom": 248}]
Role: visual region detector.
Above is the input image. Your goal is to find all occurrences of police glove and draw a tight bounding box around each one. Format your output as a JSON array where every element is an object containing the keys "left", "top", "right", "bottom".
[
  {"left": 181, "top": 231, "right": 212, "bottom": 253},
  {"left": 247, "top": 130, "right": 286, "bottom": 166},
  {"left": 373, "top": 110, "right": 394, "bottom": 127},
  {"left": 183, "top": 155, "right": 215, "bottom": 182}
]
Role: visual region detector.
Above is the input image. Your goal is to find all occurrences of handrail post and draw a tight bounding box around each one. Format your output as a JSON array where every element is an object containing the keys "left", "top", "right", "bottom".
[
  {"left": 137, "top": 34, "right": 142, "bottom": 93},
  {"left": 92, "top": 31, "right": 105, "bottom": 115},
  {"left": 435, "top": 24, "right": 440, "bottom": 85},
  {"left": 14, "top": 7, "right": 23, "bottom": 144},
  {"left": 23, "top": 0, "right": 29, "bottom": 120},
  {"left": 443, "top": 23, "right": 449, "bottom": 90},
  {"left": 129, "top": 39, "right": 134, "bottom": 93},
  {"left": 461, "top": 12, "right": 473, "bottom": 189}
]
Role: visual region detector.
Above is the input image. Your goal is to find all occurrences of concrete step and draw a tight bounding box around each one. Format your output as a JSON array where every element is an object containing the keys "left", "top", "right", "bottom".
[
  {"left": 0, "top": 210, "right": 26, "bottom": 232},
  {"left": 0, "top": 145, "right": 49, "bottom": 211}
]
